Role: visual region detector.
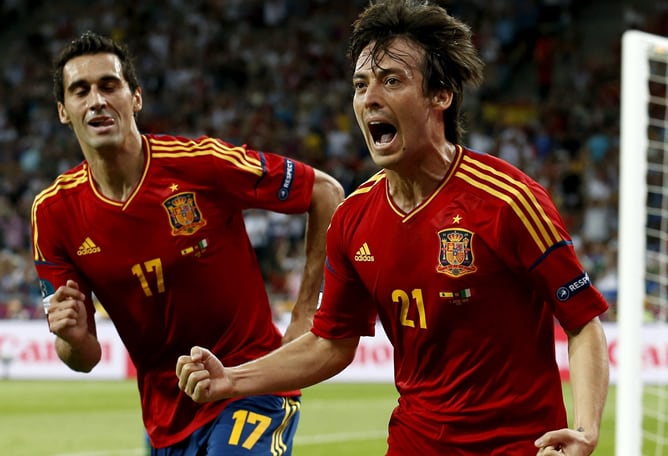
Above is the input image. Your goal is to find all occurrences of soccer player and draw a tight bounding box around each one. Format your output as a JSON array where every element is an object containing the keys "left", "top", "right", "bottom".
[
  {"left": 176, "top": 1, "right": 610, "bottom": 455},
  {"left": 31, "top": 32, "right": 344, "bottom": 455}
]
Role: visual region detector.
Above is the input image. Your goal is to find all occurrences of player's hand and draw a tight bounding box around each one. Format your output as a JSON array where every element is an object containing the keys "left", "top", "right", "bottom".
[
  {"left": 176, "top": 346, "right": 231, "bottom": 403},
  {"left": 47, "top": 279, "right": 89, "bottom": 344},
  {"left": 535, "top": 428, "right": 595, "bottom": 455}
]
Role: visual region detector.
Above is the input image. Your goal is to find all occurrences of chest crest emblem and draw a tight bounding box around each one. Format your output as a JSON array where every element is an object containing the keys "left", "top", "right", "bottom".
[
  {"left": 437, "top": 228, "right": 477, "bottom": 278},
  {"left": 163, "top": 192, "right": 207, "bottom": 236}
]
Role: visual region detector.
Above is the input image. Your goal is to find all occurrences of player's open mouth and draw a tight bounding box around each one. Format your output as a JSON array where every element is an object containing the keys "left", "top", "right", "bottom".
[
  {"left": 369, "top": 121, "right": 397, "bottom": 145},
  {"left": 88, "top": 116, "right": 115, "bottom": 128}
]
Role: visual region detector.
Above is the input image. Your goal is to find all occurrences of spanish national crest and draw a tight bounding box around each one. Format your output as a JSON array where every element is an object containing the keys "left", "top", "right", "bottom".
[
  {"left": 437, "top": 228, "right": 477, "bottom": 277},
  {"left": 163, "top": 192, "right": 207, "bottom": 235}
]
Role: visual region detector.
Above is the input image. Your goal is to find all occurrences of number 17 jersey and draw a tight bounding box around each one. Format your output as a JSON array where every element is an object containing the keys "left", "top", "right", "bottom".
[{"left": 31, "top": 134, "right": 314, "bottom": 447}]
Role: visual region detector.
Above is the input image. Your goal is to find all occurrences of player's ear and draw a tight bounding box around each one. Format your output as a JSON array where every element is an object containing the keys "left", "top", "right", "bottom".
[
  {"left": 132, "top": 87, "right": 143, "bottom": 114},
  {"left": 432, "top": 89, "right": 453, "bottom": 111},
  {"left": 57, "top": 102, "right": 71, "bottom": 125}
]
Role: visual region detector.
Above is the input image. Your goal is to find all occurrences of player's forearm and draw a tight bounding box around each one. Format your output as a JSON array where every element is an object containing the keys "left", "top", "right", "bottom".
[
  {"left": 292, "top": 170, "right": 344, "bottom": 317},
  {"left": 226, "top": 332, "right": 357, "bottom": 397},
  {"left": 55, "top": 334, "right": 102, "bottom": 373},
  {"left": 290, "top": 249, "right": 323, "bottom": 320},
  {"left": 566, "top": 317, "right": 609, "bottom": 444}
]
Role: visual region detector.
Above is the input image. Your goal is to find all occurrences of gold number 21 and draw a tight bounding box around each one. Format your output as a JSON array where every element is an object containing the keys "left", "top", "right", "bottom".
[{"left": 392, "top": 288, "right": 427, "bottom": 329}]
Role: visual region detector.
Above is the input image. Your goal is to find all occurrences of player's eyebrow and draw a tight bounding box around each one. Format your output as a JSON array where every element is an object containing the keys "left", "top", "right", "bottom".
[{"left": 353, "top": 66, "right": 395, "bottom": 82}]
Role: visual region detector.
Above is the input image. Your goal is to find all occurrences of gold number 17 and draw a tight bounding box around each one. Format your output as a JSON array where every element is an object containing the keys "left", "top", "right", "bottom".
[{"left": 131, "top": 258, "right": 165, "bottom": 297}]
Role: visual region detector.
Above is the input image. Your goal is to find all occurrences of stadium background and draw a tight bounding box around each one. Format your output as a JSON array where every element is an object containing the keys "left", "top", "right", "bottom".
[{"left": 0, "top": 0, "right": 666, "bottom": 326}]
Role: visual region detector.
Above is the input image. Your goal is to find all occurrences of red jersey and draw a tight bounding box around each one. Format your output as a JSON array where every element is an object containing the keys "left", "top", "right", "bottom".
[
  {"left": 313, "top": 145, "right": 608, "bottom": 453},
  {"left": 31, "top": 134, "right": 314, "bottom": 448}
]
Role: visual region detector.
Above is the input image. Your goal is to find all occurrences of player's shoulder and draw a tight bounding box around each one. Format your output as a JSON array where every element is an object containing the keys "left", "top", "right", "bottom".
[
  {"left": 455, "top": 145, "right": 553, "bottom": 217},
  {"left": 339, "top": 170, "right": 386, "bottom": 209},
  {"left": 327, "top": 170, "right": 385, "bottom": 229},
  {"left": 32, "top": 162, "right": 89, "bottom": 211},
  {"left": 143, "top": 133, "right": 259, "bottom": 168},
  {"left": 457, "top": 145, "right": 537, "bottom": 187},
  {"left": 144, "top": 133, "right": 229, "bottom": 153},
  {"left": 145, "top": 133, "right": 242, "bottom": 147}
]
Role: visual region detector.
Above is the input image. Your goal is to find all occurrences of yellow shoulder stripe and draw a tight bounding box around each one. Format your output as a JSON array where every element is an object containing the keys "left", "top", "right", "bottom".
[
  {"left": 149, "top": 137, "right": 264, "bottom": 176},
  {"left": 457, "top": 155, "right": 562, "bottom": 252},
  {"left": 31, "top": 168, "right": 89, "bottom": 261},
  {"left": 346, "top": 171, "right": 385, "bottom": 198}
]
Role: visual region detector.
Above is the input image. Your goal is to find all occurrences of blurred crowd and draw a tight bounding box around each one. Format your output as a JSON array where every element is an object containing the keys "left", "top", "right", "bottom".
[{"left": 0, "top": 0, "right": 666, "bottom": 321}]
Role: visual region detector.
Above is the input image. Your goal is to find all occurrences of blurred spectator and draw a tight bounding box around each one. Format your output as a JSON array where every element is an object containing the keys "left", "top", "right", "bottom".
[
  {"left": 0, "top": 0, "right": 664, "bottom": 320},
  {"left": 4, "top": 297, "right": 31, "bottom": 319}
]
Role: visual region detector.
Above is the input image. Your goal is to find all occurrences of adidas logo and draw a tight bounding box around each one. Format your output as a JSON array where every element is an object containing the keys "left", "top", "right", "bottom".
[
  {"left": 354, "top": 242, "right": 375, "bottom": 262},
  {"left": 77, "top": 237, "right": 101, "bottom": 256}
]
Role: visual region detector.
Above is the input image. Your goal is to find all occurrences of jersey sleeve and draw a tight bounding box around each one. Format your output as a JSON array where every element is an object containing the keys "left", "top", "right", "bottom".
[
  {"left": 501, "top": 181, "right": 608, "bottom": 330},
  {"left": 312, "top": 206, "right": 377, "bottom": 339},
  {"left": 31, "top": 192, "right": 95, "bottom": 314},
  {"left": 209, "top": 139, "right": 315, "bottom": 214}
]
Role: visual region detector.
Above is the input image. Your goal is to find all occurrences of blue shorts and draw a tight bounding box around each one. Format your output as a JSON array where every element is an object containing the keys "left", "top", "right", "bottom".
[{"left": 151, "top": 395, "right": 301, "bottom": 456}]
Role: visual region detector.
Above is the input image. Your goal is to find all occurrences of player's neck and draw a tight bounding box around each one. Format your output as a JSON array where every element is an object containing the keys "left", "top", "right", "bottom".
[
  {"left": 86, "top": 139, "right": 145, "bottom": 202},
  {"left": 386, "top": 172, "right": 442, "bottom": 213},
  {"left": 385, "top": 142, "right": 456, "bottom": 212}
]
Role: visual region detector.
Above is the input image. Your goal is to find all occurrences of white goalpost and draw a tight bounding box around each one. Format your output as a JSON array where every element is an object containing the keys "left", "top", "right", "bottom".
[{"left": 617, "top": 30, "right": 668, "bottom": 456}]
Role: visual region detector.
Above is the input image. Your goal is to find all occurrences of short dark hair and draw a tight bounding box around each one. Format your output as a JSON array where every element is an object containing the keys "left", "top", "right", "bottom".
[
  {"left": 52, "top": 31, "right": 140, "bottom": 104},
  {"left": 348, "top": 0, "right": 484, "bottom": 143}
]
